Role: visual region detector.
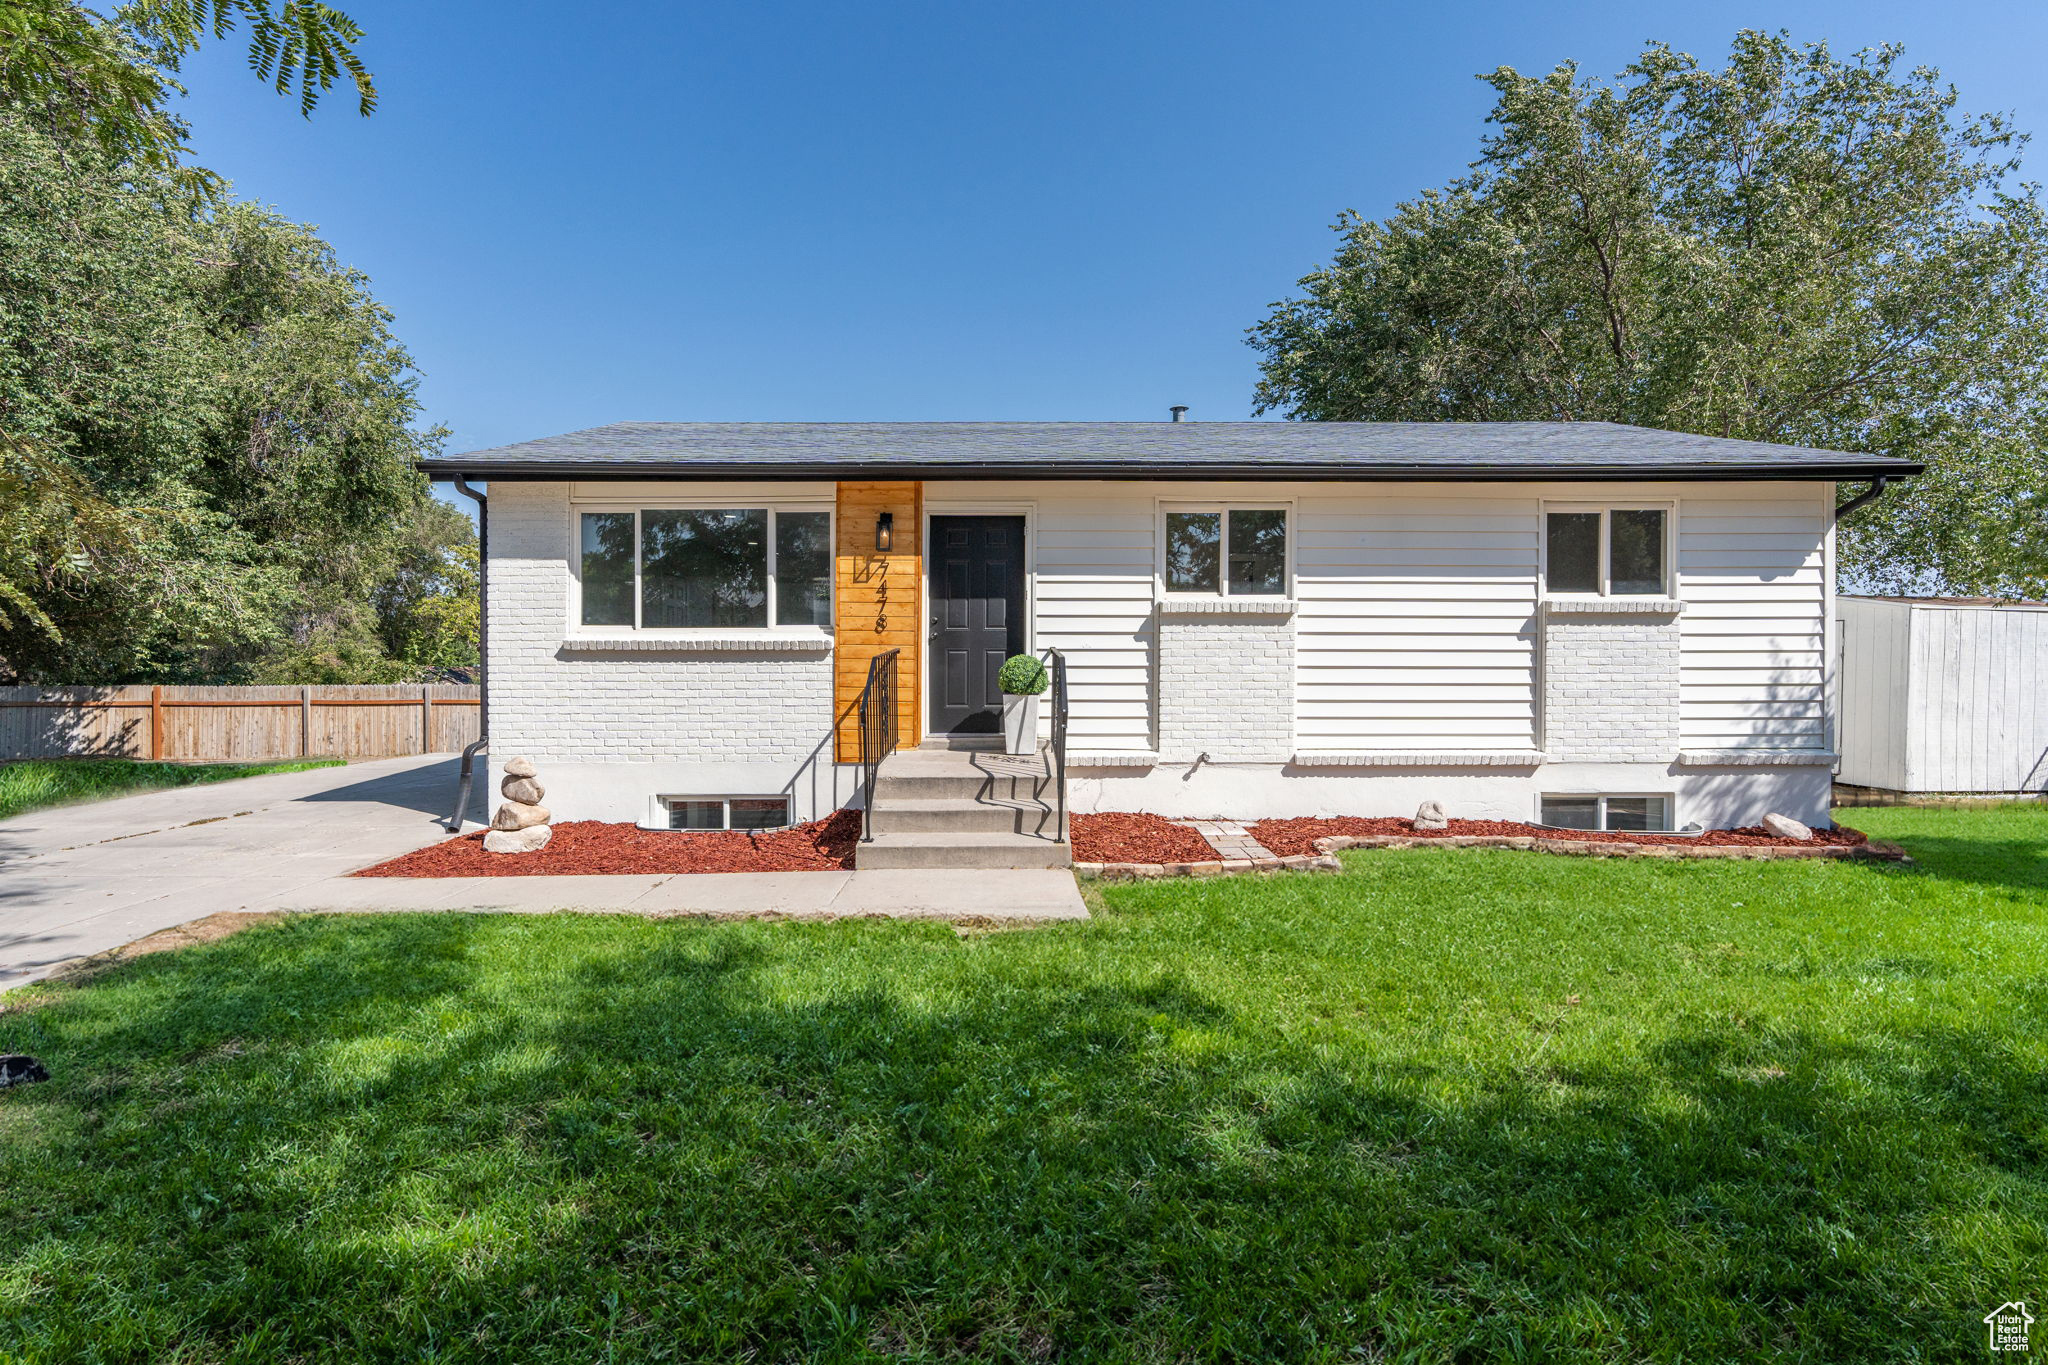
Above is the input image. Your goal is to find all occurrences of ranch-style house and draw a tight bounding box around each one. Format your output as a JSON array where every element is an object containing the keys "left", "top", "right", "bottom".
[{"left": 423, "top": 420, "right": 1919, "bottom": 869}]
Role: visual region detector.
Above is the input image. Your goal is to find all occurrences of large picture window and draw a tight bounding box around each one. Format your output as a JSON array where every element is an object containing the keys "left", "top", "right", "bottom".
[
  {"left": 1544, "top": 506, "right": 1669, "bottom": 596},
  {"left": 577, "top": 507, "right": 832, "bottom": 629},
  {"left": 1164, "top": 508, "right": 1288, "bottom": 596}
]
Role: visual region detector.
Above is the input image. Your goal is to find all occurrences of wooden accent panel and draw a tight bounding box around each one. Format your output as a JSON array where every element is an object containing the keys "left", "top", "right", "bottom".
[{"left": 834, "top": 481, "right": 922, "bottom": 762}]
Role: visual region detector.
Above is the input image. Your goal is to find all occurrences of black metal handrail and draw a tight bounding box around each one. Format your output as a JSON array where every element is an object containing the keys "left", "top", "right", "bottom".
[
  {"left": 1042, "top": 646, "right": 1069, "bottom": 843},
  {"left": 857, "top": 648, "right": 900, "bottom": 842}
]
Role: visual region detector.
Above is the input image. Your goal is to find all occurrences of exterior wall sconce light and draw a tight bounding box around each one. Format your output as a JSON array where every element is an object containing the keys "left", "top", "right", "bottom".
[{"left": 875, "top": 512, "right": 893, "bottom": 552}]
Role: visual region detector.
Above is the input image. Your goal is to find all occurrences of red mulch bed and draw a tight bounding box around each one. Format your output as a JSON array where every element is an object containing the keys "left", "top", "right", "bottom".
[
  {"left": 1250, "top": 815, "right": 1869, "bottom": 858},
  {"left": 353, "top": 809, "right": 861, "bottom": 877},
  {"left": 1069, "top": 812, "right": 1217, "bottom": 865}
]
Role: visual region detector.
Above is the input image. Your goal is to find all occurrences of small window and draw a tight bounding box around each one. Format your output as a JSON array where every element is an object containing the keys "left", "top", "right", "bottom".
[
  {"left": 1165, "top": 508, "right": 1287, "bottom": 596},
  {"left": 1540, "top": 794, "right": 1671, "bottom": 832},
  {"left": 1544, "top": 507, "right": 1668, "bottom": 596},
  {"left": 663, "top": 795, "right": 791, "bottom": 831}
]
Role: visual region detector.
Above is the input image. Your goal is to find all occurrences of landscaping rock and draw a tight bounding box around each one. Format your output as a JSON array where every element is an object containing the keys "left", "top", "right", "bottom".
[
  {"left": 492, "top": 800, "right": 551, "bottom": 831},
  {"left": 483, "top": 824, "right": 553, "bottom": 854},
  {"left": 501, "top": 775, "right": 546, "bottom": 805},
  {"left": 1762, "top": 813, "right": 1814, "bottom": 841},
  {"left": 1413, "top": 800, "right": 1448, "bottom": 831},
  {"left": 0, "top": 1055, "right": 50, "bottom": 1088},
  {"left": 503, "top": 756, "right": 538, "bottom": 778}
]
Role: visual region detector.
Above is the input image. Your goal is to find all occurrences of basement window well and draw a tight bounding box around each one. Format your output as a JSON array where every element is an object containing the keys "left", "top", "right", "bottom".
[
  {"left": 658, "top": 796, "right": 792, "bottom": 831},
  {"left": 1539, "top": 794, "right": 1672, "bottom": 833}
]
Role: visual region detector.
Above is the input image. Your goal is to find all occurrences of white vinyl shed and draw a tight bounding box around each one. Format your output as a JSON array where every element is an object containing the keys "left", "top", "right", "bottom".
[{"left": 1837, "top": 596, "right": 2048, "bottom": 794}]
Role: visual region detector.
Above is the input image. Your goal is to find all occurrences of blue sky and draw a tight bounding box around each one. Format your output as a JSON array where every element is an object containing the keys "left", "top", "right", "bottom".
[{"left": 173, "top": 0, "right": 2048, "bottom": 459}]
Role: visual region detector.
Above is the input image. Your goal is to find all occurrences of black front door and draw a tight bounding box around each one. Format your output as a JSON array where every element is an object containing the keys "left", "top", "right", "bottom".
[{"left": 928, "top": 515, "right": 1026, "bottom": 734}]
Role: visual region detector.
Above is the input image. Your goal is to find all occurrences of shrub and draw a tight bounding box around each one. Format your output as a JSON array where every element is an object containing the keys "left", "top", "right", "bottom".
[{"left": 996, "top": 654, "right": 1048, "bottom": 695}]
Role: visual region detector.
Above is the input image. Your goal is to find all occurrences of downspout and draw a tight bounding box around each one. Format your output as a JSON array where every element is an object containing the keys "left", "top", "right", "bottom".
[
  {"left": 1833, "top": 475, "right": 1892, "bottom": 521},
  {"left": 445, "top": 475, "right": 488, "bottom": 830}
]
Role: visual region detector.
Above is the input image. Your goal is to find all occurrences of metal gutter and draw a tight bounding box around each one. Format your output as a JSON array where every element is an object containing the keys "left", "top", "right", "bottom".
[
  {"left": 1833, "top": 475, "right": 1895, "bottom": 519},
  {"left": 418, "top": 459, "right": 1925, "bottom": 483}
]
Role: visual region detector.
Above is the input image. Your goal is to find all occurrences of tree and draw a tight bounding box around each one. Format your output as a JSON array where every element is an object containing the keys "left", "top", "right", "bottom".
[
  {"left": 371, "top": 499, "right": 480, "bottom": 677},
  {"left": 1248, "top": 32, "right": 2048, "bottom": 596},
  {"left": 0, "top": 0, "right": 373, "bottom": 196},
  {"left": 0, "top": 111, "right": 465, "bottom": 682},
  {"left": 0, "top": 0, "right": 433, "bottom": 684},
  {"left": 0, "top": 112, "right": 286, "bottom": 677}
]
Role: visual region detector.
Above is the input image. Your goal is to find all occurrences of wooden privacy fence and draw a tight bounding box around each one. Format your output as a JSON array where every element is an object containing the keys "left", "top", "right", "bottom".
[{"left": 0, "top": 685, "right": 480, "bottom": 763}]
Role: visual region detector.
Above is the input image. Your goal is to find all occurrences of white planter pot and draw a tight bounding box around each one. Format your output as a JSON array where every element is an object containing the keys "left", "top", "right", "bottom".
[{"left": 1001, "top": 693, "right": 1040, "bottom": 755}]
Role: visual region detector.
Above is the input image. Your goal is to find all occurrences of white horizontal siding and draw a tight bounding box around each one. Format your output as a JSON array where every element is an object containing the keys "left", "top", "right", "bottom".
[
  {"left": 920, "top": 479, "right": 1834, "bottom": 763},
  {"left": 1678, "top": 486, "right": 1830, "bottom": 749},
  {"left": 933, "top": 483, "right": 1160, "bottom": 754},
  {"left": 1295, "top": 489, "right": 1539, "bottom": 752}
]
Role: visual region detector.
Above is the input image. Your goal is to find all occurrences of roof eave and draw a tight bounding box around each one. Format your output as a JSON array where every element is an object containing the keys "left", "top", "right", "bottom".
[{"left": 417, "top": 458, "right": 1924, "bottom": 482}]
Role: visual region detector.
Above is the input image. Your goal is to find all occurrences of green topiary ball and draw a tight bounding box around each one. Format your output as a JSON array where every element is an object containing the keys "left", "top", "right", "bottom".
[{"left": 996, "top": 654, "right": 1049, "bottom": 695}]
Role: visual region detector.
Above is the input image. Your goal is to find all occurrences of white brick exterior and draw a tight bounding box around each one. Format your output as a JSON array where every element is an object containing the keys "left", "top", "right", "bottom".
[
  {"left": 482, "top": 478, "right": 1840, "bottom": 831},
  {"left": 485, "top": 483, "right": 852, "bottom": 823},
  {"left": 1539, "top": 604, "right": 1683, "bottom": 762},
  {"left": 1155, "top": 606, "right": 1295, "bottom": 763}
]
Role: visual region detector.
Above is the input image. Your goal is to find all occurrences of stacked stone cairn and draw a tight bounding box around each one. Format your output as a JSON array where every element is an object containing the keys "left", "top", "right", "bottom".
[{"left": 484, "top": 756, "right": 553, "bottom": 853}]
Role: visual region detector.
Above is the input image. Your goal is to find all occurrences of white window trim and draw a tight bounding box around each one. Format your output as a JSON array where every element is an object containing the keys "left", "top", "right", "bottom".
[
  {"left": 640, "top": 793, "right": 794, "bottom": 832},
  {"left": 1540, "top": 500, "right": 1677, "bottom": 599},
  {"left": 570, "top": 500, "right": 835, "bottom": 636},
  {"left": 1537, "top": 792, "right": 1674, "bottom": 833},
  {"left": 1155, "top": 501, "right": 1294, "bottom": 602}
]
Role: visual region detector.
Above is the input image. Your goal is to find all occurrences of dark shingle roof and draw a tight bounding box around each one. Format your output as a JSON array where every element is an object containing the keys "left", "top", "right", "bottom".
[{"left": 421, "top": 421, "right": 1920, "bottom": 482}]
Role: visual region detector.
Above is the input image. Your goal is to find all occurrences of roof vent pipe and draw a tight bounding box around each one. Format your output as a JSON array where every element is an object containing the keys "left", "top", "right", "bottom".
[{"left": 1169, "top": 406, "right": 1188, "bottom": 422}]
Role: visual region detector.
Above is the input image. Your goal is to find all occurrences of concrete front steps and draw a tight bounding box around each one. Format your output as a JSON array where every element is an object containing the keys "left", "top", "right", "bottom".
[{"left": 858, "top": 739, "right": 1072, "bottom": 871}]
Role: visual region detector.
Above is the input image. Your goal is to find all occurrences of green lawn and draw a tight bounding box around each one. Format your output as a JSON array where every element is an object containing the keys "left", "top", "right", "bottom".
[
  {"left": 1, "top": 805, "right": 2043, "bottom": 1362},
  {"left": 0, "top": 757, "right": 344, "bottom": 821}
]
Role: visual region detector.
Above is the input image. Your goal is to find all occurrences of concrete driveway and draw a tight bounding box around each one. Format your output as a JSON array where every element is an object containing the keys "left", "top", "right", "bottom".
[
  {"left": 0, "top": 755, "right": 481, "bottom": 989},
  {"left": 1, "top": 756, "right": 1089, "bottom": 991}
]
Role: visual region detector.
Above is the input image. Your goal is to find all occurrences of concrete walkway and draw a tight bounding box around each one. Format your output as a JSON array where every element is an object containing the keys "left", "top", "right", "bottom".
[{"left": 1, "top": 755, "right": 1086, "bottom": 991}]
